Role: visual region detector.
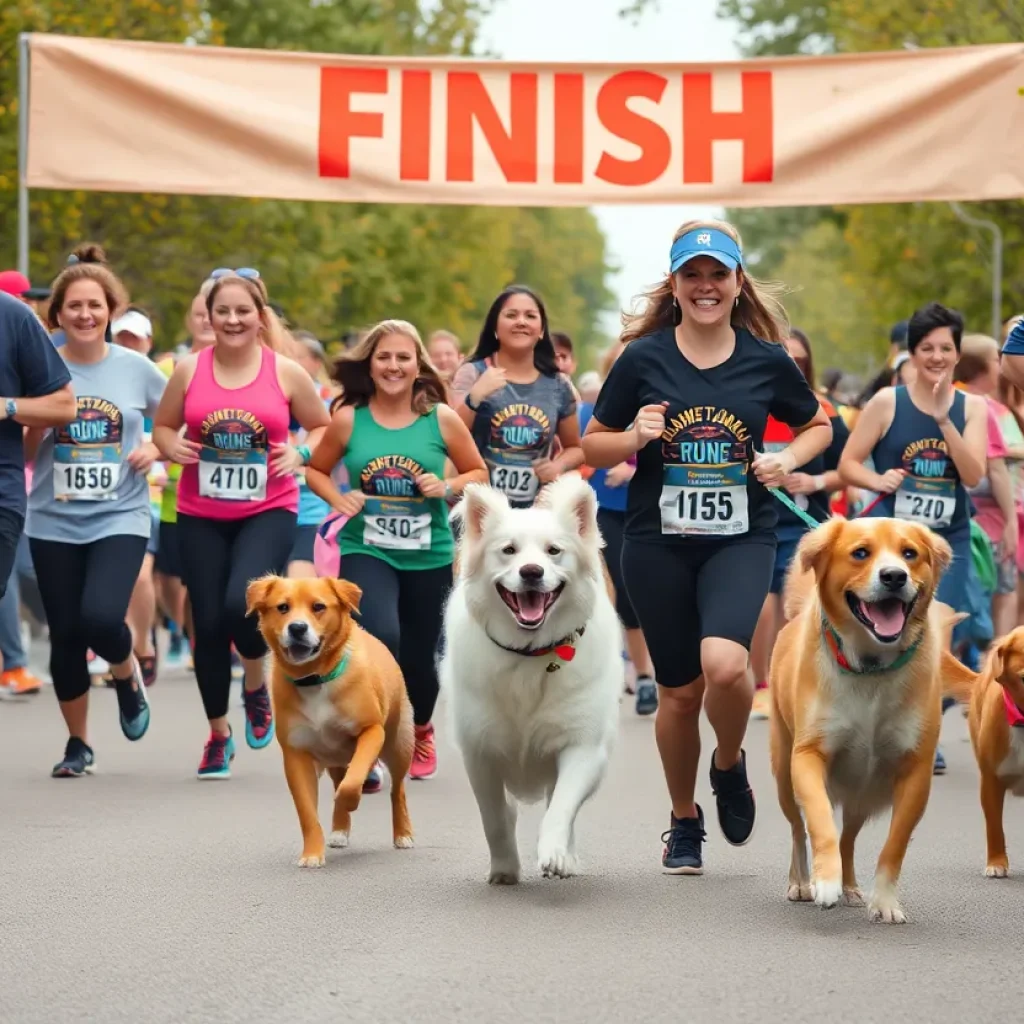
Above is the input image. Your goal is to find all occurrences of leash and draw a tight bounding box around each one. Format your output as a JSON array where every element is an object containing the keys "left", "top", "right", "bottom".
[{"left": 766, "top": 486, "right": 888, "bottom": 532}]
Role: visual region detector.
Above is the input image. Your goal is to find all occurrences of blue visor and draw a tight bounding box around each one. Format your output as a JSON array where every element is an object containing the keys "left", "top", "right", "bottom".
[{"left": 670, "top": 229, "right": 742, "bottom": 273}]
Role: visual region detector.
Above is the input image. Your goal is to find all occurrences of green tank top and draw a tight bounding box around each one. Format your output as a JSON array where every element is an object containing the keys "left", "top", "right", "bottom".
[{"left": 339, "top": 404, "right": 454, "bottom": 570}]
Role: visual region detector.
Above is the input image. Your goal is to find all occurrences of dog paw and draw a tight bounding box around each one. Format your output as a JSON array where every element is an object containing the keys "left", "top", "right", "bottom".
[
  {"left": 985, "top": 863, "right": 1009, "bottom": 878},
  {"left": 868, "top": 888, "right": 907, "bottom": 924},
  {"left": 394, "top": 835, "right": 415, "bottom": 849},
  {"left": 488, "top": 868, "right": 520, "bottom": 885},
  {"left": 537, "top": 842, "right": 579, "bottom": 879},
  {"left": 786, "top": 883, "right": 813, "bottom": 902},
  {"left": 297, "top": 852, "right": 326, "bottom": 868},
  {"left": 842, "top": 887, "right": 866, "bottom": 907},
  {"left": 334, "top": 784, "right": 362, "bottom": 814},
  {"left": 811, "top": 877, "right": 843, "bottom": 909},
  {"left": 327, "top": 830, "right": 349, "bottom": 849}
]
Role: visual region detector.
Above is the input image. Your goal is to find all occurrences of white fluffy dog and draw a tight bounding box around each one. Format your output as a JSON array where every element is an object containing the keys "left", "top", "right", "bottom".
[{"left": 440, "top": 472, "right": 621, "bottom": 884}]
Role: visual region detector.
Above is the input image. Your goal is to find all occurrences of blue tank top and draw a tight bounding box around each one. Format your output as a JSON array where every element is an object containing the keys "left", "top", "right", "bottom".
[{"left": 869, "top": 386, "right": 969, "bottom": 536}]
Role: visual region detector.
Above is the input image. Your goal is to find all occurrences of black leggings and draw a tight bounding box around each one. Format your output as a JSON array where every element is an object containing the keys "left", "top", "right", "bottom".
[
  {"left": 621, "top": 536, "right": 775, "bottom": 688},
  {"left": 597, "top": 507, "right": 639, "bottom": 630},
  {"left": 30, "top": 535, "right": 148, "bottom": 703},
  {"left": 340, "top": 553, "right": 452, "bottom": 726},
  {"left": 177, "top": 510, "right": 296, "bottom": 721},
  {"left": 0, "top": 508, "right": 22, "bottom": 602}
]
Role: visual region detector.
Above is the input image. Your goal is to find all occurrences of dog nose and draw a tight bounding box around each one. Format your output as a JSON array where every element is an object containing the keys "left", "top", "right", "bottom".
[
  {"left": 519, "top": 563, "right": 545, "bottom": 582},
  {"left": 879, "top": 567, "right": 908, "bottom": 591},
  {"left": 287, "top": 621, "right": 309, "bottom": 639}
]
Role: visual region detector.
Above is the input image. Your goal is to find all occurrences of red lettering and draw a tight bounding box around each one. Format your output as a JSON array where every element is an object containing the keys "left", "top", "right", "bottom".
[
  {"left": 594, "top": 72, "right": 670, "bottom": 187},
  {"left": 400, "top": 70, "right": 432, "bottom": 181},
  {"left": 553, "top": 74, "right": 585, "bottom": 185},
  {"left": 682, "top": 71, "right": 774, "bottom": 184},
  {"left": 318, "top": 67, "right": 388, "bottom": 179},
  {"left": 446, "top": 72, "right": 538, "bottom": 183}
]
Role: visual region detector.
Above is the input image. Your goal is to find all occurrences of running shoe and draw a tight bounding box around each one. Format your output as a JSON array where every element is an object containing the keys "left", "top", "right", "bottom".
[
  {"left": 198, "top": 730, "right": 235, "bottom": 779},
  {"left": 662, "top": 806, "right": 706, "bottom": 874},
  {"left": 166, "top": 628, "right": 185, "bottom": 666},
  {"left": 2, "top": 667, "right": 43, "bottom": 696},
  {"left": 52, "top": 737, "right": 95, "bottom": 778},
  {"left": 635, "top": 676, "right": 658, "bottom": 716},
  {"left": 113, "top": 657, "right": 151, "bottom": 742},
  {"left": 139, "top": 654, "right": 157, "bottom": 689},
  {"left": 363, "top": 760, "right": 384, "bottom": 794},
  {"left": 933, "top": 747, "right": 947, "bottom": 775},
  {"left": 750, "top": 682, "right": 770, "bottom": 721},
  {"left": 709, "top": 748, "right": 756, "bottom": 846},
  {"left": 242, "top": 683, "right": 275, "bottom": 749},
  {"left": 409, "top": 722, "right": 437, "bottom": 780}
]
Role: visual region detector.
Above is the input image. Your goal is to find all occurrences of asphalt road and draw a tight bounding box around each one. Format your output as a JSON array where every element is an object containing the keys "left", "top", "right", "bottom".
[{"left": 3, "top": 654, "right": 1024, "bottom": 1024}]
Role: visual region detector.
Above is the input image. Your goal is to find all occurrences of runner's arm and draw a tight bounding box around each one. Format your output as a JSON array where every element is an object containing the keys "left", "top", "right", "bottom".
[
  {"left": 152, "top": 357, "right": 194, "bottom": 458},
  {"left": 285, "top": 359, "right": 332, "bottom": 454},
  {"left": 581, "top": 415, "right": 642, "bottom": 468},
  {"left": 436, "top": 405, "right": 488, "bottom": 495},
  {"left": 939, "top": 393, "right": 986, "bottom": 489},
  {"left": 305, "top": 406, "right": 355, "bottom": 510},
  {"left": 839, "top": 390, "right": 894, "bottom": 491},
  {"left": 449, "top": 362, "right": 480, "bottom": 429},
  {"left": 5, "top": 384, "right": 76, "bottom": 428},
  {"left": 550, "top": 413, "right": 584, "bottom": 474}
]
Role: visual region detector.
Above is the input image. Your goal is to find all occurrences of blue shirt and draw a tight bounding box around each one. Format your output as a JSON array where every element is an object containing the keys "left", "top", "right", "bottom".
[
  {"left": 1002, "top": 318, "right": 1024, "bottom": 356},
  {"left": 578, "top": 402, "right": 628, "bottom": 512}
]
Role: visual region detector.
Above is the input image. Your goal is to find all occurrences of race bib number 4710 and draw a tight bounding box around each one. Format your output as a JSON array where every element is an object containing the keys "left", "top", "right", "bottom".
[
  {"left": 198, "top": 453, "right": 268, "bottom": 501},
  {"left": 660, "top": 463, "right": 749, "bottom": 537}
]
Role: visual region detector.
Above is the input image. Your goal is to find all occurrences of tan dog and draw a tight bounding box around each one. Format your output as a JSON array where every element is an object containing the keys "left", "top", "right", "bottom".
[
  {"left": 246, "top": 575, "right": 414, "bottom": 867},
  {"left": 770, "top": 516, "right": 956, "bottom": 924},
  {"left": 968, "top": 626, "right": 1024, "bottom": 878}
]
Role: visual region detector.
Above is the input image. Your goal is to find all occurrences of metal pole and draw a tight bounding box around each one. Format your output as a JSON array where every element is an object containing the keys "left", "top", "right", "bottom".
[
  {"left": 17, "top": 33, "right": 30, "bottom": 278},
  {"left": 948, "top": 201, "right": 1003, "bottom": 339}
]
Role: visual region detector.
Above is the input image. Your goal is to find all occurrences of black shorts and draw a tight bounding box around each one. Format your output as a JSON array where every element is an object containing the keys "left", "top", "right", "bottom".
[
  {"left": 621, "top": 534, "right": 776, "bottom": 688},
  {"left": 597, "top": 507, "right": 639, "bottom": 630},
  {"left": 154, "top": 521, "right": 181, "bottom": 579},
  {"left": 289, "top": 524, "right": 318, "bottom": 566}
]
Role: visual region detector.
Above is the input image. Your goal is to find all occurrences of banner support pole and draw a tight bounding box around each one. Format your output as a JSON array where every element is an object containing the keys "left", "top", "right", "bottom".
[
  {"left": 949, "top": 201, "right": 1003, "bottom": 340},
  {"left": 17, "top": 33, "right": 31, "bottom": 278}
]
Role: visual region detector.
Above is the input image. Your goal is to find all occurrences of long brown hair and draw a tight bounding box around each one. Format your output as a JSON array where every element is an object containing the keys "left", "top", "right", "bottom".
[
  {"left": 47, "top": 243, "right": 127, "bottom": 330},
  {"left": 205, "top": 274, "right": 293, "bottom": 354},
  {"left": 620, "top": 218, "right": 789, "bottom": 345},
  {"left": 330, "top": 319, "right": 447, "bottom": 415}
]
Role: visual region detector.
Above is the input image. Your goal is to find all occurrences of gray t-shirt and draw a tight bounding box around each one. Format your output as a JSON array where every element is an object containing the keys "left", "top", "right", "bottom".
[
  {"left": 27, "top": 345, "right": 167, "bottom": 543},
  {"left": 451, "top": 358, "right": 577, "bottom": 507}
]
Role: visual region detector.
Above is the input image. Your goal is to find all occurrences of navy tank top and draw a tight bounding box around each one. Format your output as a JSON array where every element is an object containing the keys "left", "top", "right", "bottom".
[{"left": 869, "top": 386, "right": 968, "bottom": 536}]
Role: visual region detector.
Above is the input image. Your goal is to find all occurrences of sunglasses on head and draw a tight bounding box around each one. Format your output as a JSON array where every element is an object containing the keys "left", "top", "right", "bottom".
[{"left": 209, "top": 267, "right": 261, "bottom": 281}]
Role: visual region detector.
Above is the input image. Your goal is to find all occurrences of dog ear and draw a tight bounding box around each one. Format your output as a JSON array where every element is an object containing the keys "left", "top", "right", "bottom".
[
  {"left": 538, "top": 472, "right": 601, "bottom": 544},
  {"left": 456, "top": 482, "right": 508, "bottom": 543},
  {"left": 921, "top": 526, "right": 953, "bottom": 577},
  {"left": 797, "top": 516, "right": 845, "bottom": 577},
  {"left": 328, "top": 579, "right": 362, "bottom": 613},
  {"left": 245, "top": 574, "right": 279, "bottom": 617}
]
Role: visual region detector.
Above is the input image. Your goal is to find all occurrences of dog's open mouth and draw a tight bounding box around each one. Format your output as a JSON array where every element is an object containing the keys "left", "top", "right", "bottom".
[
  {"left": 846, "top": 592, "right": 916, "bottom": 643},
  {"left": 497, "top": 583, "right": 565, "bottom": 629},
  {"left": 282, "top": 638, "right": 323, "bottom": 663}
]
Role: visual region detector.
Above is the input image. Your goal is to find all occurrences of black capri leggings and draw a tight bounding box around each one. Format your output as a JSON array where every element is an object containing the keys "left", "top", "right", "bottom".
[
  {"left": 597, "top": 507, "right": 639, "bottom": 630},
  {"left": 30, "top": 535, "right": 148, "bottom": 703},
  {"left": 621, "top": 535, "right": 776, "bottom": 688},
  {"left": 340, "top": 553, "right": 452, "bottom": 726},
  {"left": 177, "top": 509, "right": 296, "bottom": 721}
]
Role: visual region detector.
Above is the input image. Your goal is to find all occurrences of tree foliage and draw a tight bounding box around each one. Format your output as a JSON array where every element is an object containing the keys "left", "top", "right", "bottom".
[{"left": 0, "top": 1, "right": 615, "bottom": 358}]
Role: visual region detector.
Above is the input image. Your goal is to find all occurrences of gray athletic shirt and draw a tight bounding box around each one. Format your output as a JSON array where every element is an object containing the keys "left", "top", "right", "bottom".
[{"left": 27, "top": 345, "right": 167, "bottom": 543}]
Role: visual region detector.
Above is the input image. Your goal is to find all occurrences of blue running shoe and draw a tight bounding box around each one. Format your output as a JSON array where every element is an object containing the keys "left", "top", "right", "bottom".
[
  {"left": 243, "top": 683, "right": 275, "bottom": 749},
  {"left": 114, "top": 658, "right": 150, "bottom": 742},
  {"left": 198, "top": 731, "right": 235, "bottom": 780},
  {"left": 662, "top": 805, "right": 706, "bottom": 874},
  {"left": 635, "top": 676, "right": 658, "bottom": 716},
  {"left": 933, "top": 747, "right": 947, "bottom": 775},
  {"left": 52, "top": 737, "right": 95, "bottom": 778},
  {"left": 363, "top": 760, "right": 383, "bottom": 794}
]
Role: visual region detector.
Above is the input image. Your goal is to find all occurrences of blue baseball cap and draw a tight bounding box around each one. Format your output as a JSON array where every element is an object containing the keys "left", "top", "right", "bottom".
[{"left": 670, "top": 228, "right": 743, "bottom": 273}]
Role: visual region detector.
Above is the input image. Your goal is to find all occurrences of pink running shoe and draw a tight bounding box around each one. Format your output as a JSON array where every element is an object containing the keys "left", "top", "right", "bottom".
[{"left": 409, "top": 723, "right": 437, "bottom": 780}]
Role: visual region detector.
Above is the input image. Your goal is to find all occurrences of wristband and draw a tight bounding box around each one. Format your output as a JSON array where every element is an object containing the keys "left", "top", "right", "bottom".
[
  {"left": 465, "top": 393, "right": 480, "bottom": 412},
  {"left": 444, "top": 482, "right": 454, "bottom": 500},
  {"left": 297, "top": 444, "right": 312, "bottom": 465},
  {"left": 813, "top": 474, "right": 826, "bottom": 492}
]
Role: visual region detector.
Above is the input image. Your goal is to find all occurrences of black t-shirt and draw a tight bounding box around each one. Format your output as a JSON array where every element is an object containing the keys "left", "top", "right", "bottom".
[
  {"left": 0, "top": 294, "right": 72, "bottom": 517},
  {"left": 592, "top": 327, "right": 821, "bottom": 545}
]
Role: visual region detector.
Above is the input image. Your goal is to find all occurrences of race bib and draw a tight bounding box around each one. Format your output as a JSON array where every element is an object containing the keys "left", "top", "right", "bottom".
[
  {"left": 53, "top": 444, "right": 121, "bottom": 501},
  {"left": 894, "top": 475, "right": 955, "bottom": 529},
  {"left": 362, "top": 496, "right": 432, "bottom": 551},
  {"left": 660, "top": 462, "right": 749, "bottom": 537},
  {"left": 198, "top": 449, "right": 268, "bottom": 501},
  {"left": 488, "top": 452, "right": 539, "bottom": 503}
]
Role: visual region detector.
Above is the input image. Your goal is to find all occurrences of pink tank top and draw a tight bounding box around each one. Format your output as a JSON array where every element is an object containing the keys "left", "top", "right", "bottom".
[{"left": 177, "top": 345, "right": 298, "bottom": 520}]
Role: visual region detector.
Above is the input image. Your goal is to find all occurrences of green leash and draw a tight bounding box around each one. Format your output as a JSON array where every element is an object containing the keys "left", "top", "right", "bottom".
[{"left": 768, "top": 486, "right": 822, "bottom": 530}]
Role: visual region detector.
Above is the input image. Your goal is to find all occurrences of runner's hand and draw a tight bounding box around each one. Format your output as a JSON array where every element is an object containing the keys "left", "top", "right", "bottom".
[
  {"left": 333, "top": 491, "right": 366, "bottom": 518},
  {"left": 633, "top": 402, "right": 668, "bottom": 449},
  {"left": 416, "top": 473, "right": 447, "bottom": 498},
  {"left": 753, "top": 448, "right": 795, "bottom": 488},
  {"left": 781, "top": 472, "right": 816, "bottom": 495},
  {"left": 930, "top": 372, "right": 956, "bottom": 423},
  {"left": 605, "top": 462, "right": 635, "bottom": 488},
  {"left": 163, "top": 435, "right": 201, "bottom": 466},
  {"left": 468, "top": 366, "right": 507, "bottom": 407},
  {"left": 126, "top": 442, "right": 160, "bottom": 475},
  {"left": 270, "top": 442, "right": 303, "bottom": 477},
  {"left": 1002, "top": 519, "right": 1019, "bottom": 560},
  {"left": 875, "top": 469, "right": 907, "bottom": 494},
  {"left": 533, "top": 458, "right": 560, "bottom": 484}
]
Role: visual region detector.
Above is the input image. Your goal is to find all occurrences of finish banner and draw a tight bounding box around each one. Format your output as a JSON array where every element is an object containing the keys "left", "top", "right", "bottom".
[{"left": 24, "top": 33, "right": 1024, "bottom": 208}]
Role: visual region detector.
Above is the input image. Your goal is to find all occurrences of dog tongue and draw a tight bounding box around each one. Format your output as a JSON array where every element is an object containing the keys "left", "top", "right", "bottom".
[
  {"left": 517, "top": 590, "right": 546, "bottom": 624},
  {"left": 860, "top": 598, "right": 906, "bottom": 636}
]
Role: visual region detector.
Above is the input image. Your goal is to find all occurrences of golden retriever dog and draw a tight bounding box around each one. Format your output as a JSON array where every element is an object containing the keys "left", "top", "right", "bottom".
[
  {"left": 967, "top": 626, "right": 1024, "bottom": 878},
  {"left": 770, "top": 516, "right": 959, "bottom": 924},
  {"left": 246, "top": 575, "right": 414, "bottom": 867}
]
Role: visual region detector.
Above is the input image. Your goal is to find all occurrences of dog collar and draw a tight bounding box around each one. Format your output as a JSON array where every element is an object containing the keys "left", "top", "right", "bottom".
[
  {"left": 486, "top": 626, "right": 586, "bottom": 674},
  {"left": 821, "top": 619, "right": 921, "bottom": 675},
  {"left": 1003, "top": 687, "right": 1024, "bottom": 728},
  {"left": 286, "top": 645, "right": 352, "bottom": 688}
]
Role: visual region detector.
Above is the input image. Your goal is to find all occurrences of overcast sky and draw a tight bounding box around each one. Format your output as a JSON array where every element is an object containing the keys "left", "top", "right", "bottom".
[{"left": 478, "top": 0, "right": 740, "bottom": 332}]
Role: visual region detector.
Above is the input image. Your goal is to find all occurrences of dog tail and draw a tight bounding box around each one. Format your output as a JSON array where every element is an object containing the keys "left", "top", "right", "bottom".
[{"left": 934, "top": 602, "right": 977, "bottom": 702}]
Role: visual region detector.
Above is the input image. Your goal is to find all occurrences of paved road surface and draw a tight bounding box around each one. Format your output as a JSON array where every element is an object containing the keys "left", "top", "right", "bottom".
[{"left": 3, "top": 656, "right": 1024, "bottom": 1024}]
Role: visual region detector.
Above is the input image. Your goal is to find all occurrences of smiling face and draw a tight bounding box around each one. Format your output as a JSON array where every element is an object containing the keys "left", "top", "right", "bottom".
[
  {"left": 188, "top": 294, "right": 216, "bottom": 350},
  {"left": 910, "top": 327, "right": 959, "bottom": 388},
  {"left": 427, "top": 336, "right": 462, "bottom": 377},
  {"left": 210, "top": 282, "right": 263, "bottom": 351},
  {"left": 801, "top": 517, "right": 951, "bottom": 648},
  {"left": 495, "top": 292, "right": 544, "bottom": 355},
  {"left": 671, "top": 256, "right": 743, "bottom": 328},
  {"left": 370, "top": 331, "right": 420, "bottom": 400},
  {"left": 60, "top": 280, "right": 111, "bottom": 346}
]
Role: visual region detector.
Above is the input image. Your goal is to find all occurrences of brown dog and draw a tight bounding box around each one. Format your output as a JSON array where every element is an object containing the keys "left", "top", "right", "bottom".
[
  {"left": 770, "top": 516, "right": 956, "bottom": 923},
  {"left": 968, "top": 626, "right": 1024, "bottom": 878},
  {"left": 246, "top": 574, "right": 414, "bottom": 867}
]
